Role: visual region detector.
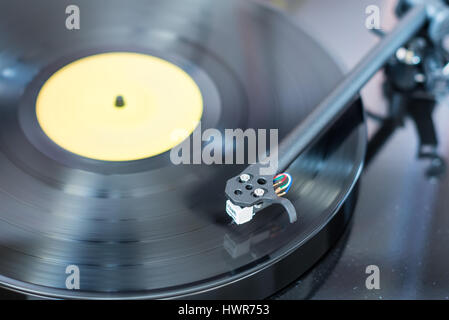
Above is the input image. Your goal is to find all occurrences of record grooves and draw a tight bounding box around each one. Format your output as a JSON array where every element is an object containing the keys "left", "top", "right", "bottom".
[{"left": 0, "top": 0, "right": 365, "bottom": 299}]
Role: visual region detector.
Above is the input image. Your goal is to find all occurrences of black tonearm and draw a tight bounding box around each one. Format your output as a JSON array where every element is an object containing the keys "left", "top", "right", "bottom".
[{"left": 225, "top": 0, "right": 449, "bottom": 225}]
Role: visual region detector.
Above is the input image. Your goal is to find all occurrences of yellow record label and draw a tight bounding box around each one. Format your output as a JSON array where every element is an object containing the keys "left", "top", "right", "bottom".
[{"left": 36, "top": 52, "right": 203, "bottom": 161}]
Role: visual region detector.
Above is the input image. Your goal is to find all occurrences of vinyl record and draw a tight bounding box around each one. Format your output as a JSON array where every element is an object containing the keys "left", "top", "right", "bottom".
[{"left": 0, "top": 0, "right": 365, "bottom": 299}]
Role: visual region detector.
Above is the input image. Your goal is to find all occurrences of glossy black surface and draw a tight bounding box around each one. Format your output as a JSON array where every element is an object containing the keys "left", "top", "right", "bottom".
[
  {"left": 0, "top": 0, "right": 364, "bottom": 298},
  {"left": 277, "top": 103, "right": 449, "bottom": 299},
  {"left": 273, "top": 0, "right": 449, "bottom": 300}
]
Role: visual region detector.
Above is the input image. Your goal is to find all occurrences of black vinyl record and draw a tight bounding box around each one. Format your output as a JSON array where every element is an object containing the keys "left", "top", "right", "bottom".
[{"left": 0, "top": 0, "right": 365, "bottom": 299}]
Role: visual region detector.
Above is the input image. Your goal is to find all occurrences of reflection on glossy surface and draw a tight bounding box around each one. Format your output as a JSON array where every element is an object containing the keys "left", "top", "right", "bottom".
[{"left": 280, "top": 102, "right": 449, "bottom": 300}]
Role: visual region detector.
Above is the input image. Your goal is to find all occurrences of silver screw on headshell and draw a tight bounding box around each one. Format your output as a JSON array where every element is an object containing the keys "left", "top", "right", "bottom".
[
  {"left": 239, "top": 174, "right": 251, "bottom": 183},
  {"left": 254, "top": 188, "right": 265, "bottom": 197}
]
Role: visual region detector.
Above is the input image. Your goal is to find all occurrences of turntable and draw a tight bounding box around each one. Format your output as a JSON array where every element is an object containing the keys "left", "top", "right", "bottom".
[{"left": 0, "top": 0, "right": 448, "bottom": 300}]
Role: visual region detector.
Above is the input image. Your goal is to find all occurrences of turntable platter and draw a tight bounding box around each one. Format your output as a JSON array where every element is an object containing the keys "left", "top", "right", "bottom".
[{"left": 0, "top": 0, "right": 365, "bottom": 299}]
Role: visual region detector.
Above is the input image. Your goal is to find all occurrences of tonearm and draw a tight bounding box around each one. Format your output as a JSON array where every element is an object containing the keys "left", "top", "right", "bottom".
[{"left": 225, "top": 0, "right": 449, "bottom": 225}]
